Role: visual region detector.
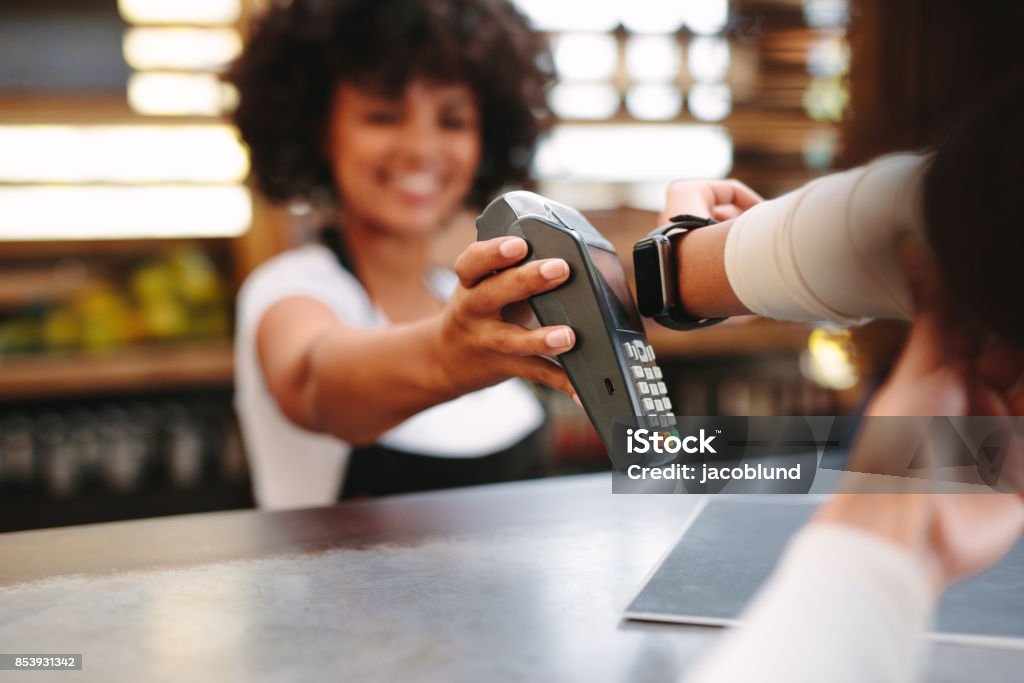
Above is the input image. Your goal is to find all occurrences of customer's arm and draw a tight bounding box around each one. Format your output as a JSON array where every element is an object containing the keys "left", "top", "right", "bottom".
[{"left": 664, "top": 154, "right": 931, "bottom": 324}]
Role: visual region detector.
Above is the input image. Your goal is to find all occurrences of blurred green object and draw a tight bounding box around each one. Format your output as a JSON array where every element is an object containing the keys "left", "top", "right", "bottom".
[
  {"left": 73, "top": 283, "right": 136, "bottom": 350},
  {"left": 42, "top": 306, "right": 80, "bottom": 350},
  {"left": 170, "top": 248, "right": 225, "bottom": 306},
  {"left": 1, "top": 244, "right": 232, "bottom": 357},
  {"left": 132, "top": 247, "right": 229, "bottom": 341},
  {"left": 132, "top": 262, "right": 189, "bottom": 339}
]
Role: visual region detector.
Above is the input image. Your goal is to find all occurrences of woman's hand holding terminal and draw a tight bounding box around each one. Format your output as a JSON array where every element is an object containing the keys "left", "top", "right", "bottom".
[{"left": 435, "top": 236, "right": 577, "bottom": 398}]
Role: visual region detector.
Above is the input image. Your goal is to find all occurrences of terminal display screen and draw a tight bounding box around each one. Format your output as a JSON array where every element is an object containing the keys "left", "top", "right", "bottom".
[{"left": 588, "top": 246, "right": 642, "bottom": 332}]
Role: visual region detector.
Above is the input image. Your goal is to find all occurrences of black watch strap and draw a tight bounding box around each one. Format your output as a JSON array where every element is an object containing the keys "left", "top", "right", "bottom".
[
  {"left": 657, "top": 214, "right": 717, "bottom": 232},
  {"left": 645, "top": 214, "right": 727, "bottom": 331}
]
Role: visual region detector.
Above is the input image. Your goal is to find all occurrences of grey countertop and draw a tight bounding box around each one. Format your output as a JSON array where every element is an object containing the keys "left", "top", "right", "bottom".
[{"left": 0, "top": 473, "right": 1020, "bottom": 682}]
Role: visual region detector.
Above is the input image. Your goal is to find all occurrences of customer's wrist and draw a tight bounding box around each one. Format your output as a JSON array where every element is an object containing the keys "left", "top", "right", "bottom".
[{"left": 674, "top": 219, "right": 746, "bottom": 320}]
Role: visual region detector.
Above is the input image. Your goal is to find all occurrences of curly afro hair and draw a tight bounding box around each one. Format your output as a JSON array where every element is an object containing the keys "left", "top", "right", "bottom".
[{"left": 227, "top": 0, "right": 554, "bottom": 208}]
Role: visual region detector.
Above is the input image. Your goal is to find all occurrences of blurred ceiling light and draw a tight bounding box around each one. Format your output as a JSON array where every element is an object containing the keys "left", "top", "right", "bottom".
[
  {"left": 625, "top": 84, "right": 682, "bottom": 121},
  {"left": 687, "top": 36, "right": 731, "bottom": 83},
  {"left": 802, "top": 327, "right": 858, "bottom": 390},
  {"left": 123, "top": 28, "right": 242, "bottom": 71},
  {"left": 628, "top": 182, "right": 682, "bottom": 213},
  {"left": 625, "top": 35, "right": 680, "bottom": 83},
  {"left": 552, "top": 33, "right": 619, "bottom": 82},
  {"left": 0, "top": 185, "right": 251, "bottom": 240},
  {"left": 548, "top": 84, "right": 620, "bottom": 120},
  {"left": 128, "top": 73, "right": 236, "bottom": 116},
  {"left": 512, "top": 0, "right": 619, "bottom": 32},
  {"left": 806, "top": 37, "right": 849, "bottom": 78},
  {"left": 619, "top": 1, "right": 687, "bottom": 34},
  {"left": 687, "top": 83, "right": 732, "bottom": 121},
  {"left": 0, "top": 125, "right": 248, "bottom": 184},
  {"left": 683, "top": 0, "right": 729, "bottom": 35},
  {"left": 534, "top": 124, "right": 732, "bottom": 182},
  {"left": 534, "top": 180, "right": 623, "bottom": 211},
  {"left": 802, "top": 0, "right": 849, "bottom": 29},
  {"left": 118, "top": 0, "right": 241, "bottom": 26}
]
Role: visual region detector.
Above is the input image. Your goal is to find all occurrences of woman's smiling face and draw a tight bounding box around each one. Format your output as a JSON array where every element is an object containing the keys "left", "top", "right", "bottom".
[{"left": 327, "top": 79, "right": 482, "bottom": 237}]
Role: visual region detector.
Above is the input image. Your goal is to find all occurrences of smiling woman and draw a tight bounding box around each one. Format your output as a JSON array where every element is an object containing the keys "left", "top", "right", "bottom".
[
  {"left": 228, "top": 0, "right": 551, "bottom": 208},
  {"left": 226, "top": 0, "right": 569, "bottom": 510},
  {"left": 326, "top": 81, "right": 482, "bottom": 241}
]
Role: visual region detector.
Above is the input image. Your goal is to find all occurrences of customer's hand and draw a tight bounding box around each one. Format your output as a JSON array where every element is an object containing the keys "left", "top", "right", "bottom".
[
  {"left": 815, "top": 241, "right": 1024, "bottom": 594},
  {"left": 433, "top": 236, "right": 577, "bottom": 398},
  {"left": 866, "top": 242, "right": 1024, "bottom": 419},
  {"left": 659, "top": 178, "right": 763, "bottom": 224},
  {"left": 649, "top": 178, "right": 762, "bottom": 320}
]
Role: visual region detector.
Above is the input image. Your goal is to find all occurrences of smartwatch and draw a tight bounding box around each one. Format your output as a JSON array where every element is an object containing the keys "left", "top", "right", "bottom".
[{"left": 632, "top": 214, "right": 727, "bottom": 331}]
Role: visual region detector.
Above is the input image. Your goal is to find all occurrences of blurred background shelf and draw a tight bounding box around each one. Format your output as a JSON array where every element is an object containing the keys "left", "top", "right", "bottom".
[
  {"left": 0, "top": 323, "right": 811, "bottom": 403},
  {"left": 0, "top": 341, "right": 234, "bottom": 401},
  {"left": 0, "top": 266, "right": 104, "bottom": 310},
  {"left": 647, "top": 318, "right": 812, "bottom": 359},
  {"left": 0, "top": 237, "right": 235, "bottom": 260}
]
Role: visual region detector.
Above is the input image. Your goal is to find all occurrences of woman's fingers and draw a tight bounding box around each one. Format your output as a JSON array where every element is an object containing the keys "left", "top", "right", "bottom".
[
  {"left": 500, "top": 355, "right": 575, "bottom": 396},
  {"left": 479, "top": 320, "right": 576, "bottom": 356},
  {"left": 454, "top": 237, "right": 528, "bottom": 288},
  {"left": 464, "top": 257, "right": 570, "bottom": 315}
]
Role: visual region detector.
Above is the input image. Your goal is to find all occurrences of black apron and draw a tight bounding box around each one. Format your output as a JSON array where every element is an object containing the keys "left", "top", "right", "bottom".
[{"left": 339, "top": 427, "right": 548, "bottom": 500}]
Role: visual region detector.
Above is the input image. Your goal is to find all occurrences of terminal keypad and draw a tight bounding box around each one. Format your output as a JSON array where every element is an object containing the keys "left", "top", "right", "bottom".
[{"left": 621, "top": 339, "right": 675, "bottom": 428}]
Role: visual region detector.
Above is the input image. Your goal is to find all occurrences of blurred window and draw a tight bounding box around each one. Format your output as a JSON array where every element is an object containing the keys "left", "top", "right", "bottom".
[
  {"left": 510, "top": 1, "right": 850, "bottom": 205},
  {"left": 0, "top": 0, "right": 248, "bottom": 240}
]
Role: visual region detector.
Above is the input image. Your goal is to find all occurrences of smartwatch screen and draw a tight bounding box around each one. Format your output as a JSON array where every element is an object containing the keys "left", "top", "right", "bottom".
[{"left": 633, "top": 238, "right": 672, "bottom": 318}]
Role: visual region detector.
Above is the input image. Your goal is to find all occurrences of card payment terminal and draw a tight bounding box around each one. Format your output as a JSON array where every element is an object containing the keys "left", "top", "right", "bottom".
[{"left": 476, "top": 191, "right": 675, "bottom": 456}]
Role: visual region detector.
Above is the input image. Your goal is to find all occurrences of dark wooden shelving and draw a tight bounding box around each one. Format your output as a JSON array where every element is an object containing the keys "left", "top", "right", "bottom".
[{"left": 0, "top": 341, "right": 234, "bottom": 401}]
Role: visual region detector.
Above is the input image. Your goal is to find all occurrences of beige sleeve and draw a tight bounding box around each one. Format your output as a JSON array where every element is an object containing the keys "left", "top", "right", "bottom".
[{"left": 724, "top": 153, "right": 932, "bottom": 325}]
